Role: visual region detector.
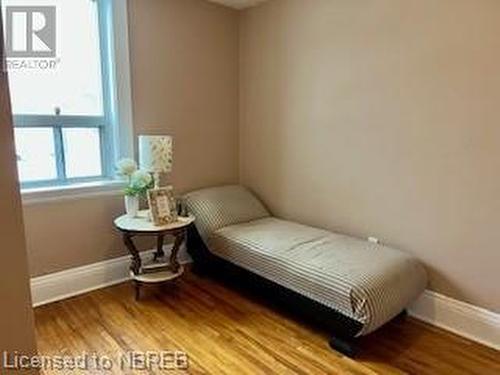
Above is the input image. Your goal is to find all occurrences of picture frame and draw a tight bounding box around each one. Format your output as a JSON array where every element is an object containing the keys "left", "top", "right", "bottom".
[{"left": 147, "top": 186, "right": 178, "bottom": 226}]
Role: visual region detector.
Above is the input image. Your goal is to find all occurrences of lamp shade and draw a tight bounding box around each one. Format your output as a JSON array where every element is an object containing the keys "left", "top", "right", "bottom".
[{"left": 138, "top": 135, "right": 173, "bottom": 173}]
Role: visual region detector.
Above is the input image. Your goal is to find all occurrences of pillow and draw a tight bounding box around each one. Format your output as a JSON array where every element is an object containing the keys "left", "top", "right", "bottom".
[{"left": 184, "top": 185, "right": 270, "bottom": 240}]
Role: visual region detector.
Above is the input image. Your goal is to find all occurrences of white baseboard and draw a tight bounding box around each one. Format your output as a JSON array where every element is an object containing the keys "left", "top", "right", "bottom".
[
  {"left": 30, "top": 245, "right": 191, "bottom": 308},
  {"left": 409, "top": 290, "right": 500, "bottom": 350},
  {"left": 31, "top": 254, "right": 499, "bottom": 351}
]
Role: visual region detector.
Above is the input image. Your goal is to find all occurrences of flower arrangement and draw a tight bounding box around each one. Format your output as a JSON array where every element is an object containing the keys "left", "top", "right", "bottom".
[{"left": 116, "top": 158, "right": 153, "bottom": 197}]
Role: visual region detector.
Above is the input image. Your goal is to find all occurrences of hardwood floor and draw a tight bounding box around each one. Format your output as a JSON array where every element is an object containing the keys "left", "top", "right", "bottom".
[{"left": 35, "top": 270, "right": 499, "bottom": 374}]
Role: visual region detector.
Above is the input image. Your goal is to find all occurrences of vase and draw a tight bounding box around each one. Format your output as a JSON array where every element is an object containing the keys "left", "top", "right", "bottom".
[{"left": 124, "top": 195, "right": 139, "bottom": 218}]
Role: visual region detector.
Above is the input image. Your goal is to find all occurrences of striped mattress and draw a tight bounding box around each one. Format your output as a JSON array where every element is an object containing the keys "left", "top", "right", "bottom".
[{"left": 185, "top": 185, "right": 427, "bottom": 336}]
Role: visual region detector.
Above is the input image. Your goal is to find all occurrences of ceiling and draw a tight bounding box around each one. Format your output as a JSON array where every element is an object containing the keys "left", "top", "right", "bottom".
[{"left": 208, "top": 0, "right": 269, "bottom": 10}]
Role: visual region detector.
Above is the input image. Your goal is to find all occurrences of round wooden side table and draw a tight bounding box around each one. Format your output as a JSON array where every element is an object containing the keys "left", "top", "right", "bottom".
[{"left": 114, "top": 210, "right": 195, "bottom": 299}]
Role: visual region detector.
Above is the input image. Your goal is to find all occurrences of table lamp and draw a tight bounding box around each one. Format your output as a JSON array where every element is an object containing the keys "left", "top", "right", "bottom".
[{"left": 138, "top": 135, "right": 173, "bottom": 189}]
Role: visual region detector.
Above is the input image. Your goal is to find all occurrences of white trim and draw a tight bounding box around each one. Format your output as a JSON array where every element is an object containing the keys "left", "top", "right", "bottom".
[
  {"left": 31, "top": 245, "right": 191, "bottom": 307},
  {"left": 409, "top": 290, "right": 500, "bottom": 350},
  {"left": 21, "top": 180, "right": 124, "bottom": 206},
  {"left": 109, "top": 0, "right": 134, "bottom": 160},
  {"left": 31, "top": 253, "right": 499, "bottom": 350}
]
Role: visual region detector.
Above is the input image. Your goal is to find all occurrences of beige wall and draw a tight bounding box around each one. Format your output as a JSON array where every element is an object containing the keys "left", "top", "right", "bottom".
[
  {"left": 128, "top": 0, "right": 239, "bottom": 192},
  {"left": 240, "top": 0, "right": 500, "bottom": 312},
  {"left": 20, "top": 0, "right": 500, "bottom": 314},
  {"left": 24, "top": 196, "right": 126, "bottom": 276},
  {"left": 25, "top": 0, "right": 239, "bottom": 277},
  {"left": 0, "top": 14, "right": 38, "bottom": 372}
]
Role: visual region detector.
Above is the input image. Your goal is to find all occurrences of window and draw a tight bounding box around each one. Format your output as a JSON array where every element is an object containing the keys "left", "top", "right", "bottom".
[{"left": 3, "top": 0, "right": 125, "bottom": 188}]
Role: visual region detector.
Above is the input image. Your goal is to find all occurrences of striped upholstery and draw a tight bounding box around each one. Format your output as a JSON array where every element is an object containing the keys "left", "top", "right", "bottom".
[
  {"left": 185, "top": 186, "right": 427, "bottom": 336},
  {"left": 184, "top": 185, "right": 270, "bottom": 240}
]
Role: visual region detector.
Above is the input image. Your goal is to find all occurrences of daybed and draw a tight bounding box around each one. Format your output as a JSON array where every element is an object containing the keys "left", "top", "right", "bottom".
[{"left": 184, "top": 185, "right": 427, "bottom": 356}]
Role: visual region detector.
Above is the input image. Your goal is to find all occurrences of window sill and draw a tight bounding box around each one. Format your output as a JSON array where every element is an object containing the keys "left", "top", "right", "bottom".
[{"left": 21, "top": 180, "right": 125, "bottom": 206}]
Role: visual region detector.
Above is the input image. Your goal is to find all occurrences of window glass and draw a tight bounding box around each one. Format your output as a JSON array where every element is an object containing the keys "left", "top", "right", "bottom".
[
  {"left": 14, "top": 127, "right": 57, "bottom": 182},
  {"left": 63, "top": 127, "right": 102, "bottom": 178},
  {"left": 5, "top": 0, "right": 104, "bottom": 116}
]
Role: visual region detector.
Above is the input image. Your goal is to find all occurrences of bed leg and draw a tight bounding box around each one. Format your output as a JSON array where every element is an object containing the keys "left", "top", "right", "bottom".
[{"left": 329, "top": 335, "right": 357, "bottom": 357}]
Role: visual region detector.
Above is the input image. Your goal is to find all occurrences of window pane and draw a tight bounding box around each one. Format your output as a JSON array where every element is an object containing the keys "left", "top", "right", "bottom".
[
  {"left": 14, "top": 128, "right": 57, "bottom": 182},
  {"left": 63, "top": 128, "right": 102, "bottom": 178},
  {"left": 5, "top": 0, "right": 104, "bottom": 116}
]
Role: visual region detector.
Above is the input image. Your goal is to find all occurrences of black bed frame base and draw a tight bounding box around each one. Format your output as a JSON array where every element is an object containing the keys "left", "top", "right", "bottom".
[
  {"left": 187, "top": 225, "right": 405, "bottom": 358},
  {"left": 329, "top": 336, "right": 357, "bottom": 357}
]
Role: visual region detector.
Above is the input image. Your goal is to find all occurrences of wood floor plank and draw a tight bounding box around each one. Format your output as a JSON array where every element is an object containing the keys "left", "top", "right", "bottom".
[{"left": 34, "top": 271, "right": 500, "bottom": 374}]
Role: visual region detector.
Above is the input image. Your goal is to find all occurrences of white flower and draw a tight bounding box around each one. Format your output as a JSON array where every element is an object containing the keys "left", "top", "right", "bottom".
[
  {"left": 130, "top": 170, "right": 152, "bottom": 189},
  {"left": 116, "top": 158, "right": 137, "bottom": 177}
]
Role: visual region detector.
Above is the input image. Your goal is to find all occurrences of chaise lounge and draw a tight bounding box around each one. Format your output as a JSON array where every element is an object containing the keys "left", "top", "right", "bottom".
[{"left": 184, "top": 185, "right": 427, "bottom": 356}]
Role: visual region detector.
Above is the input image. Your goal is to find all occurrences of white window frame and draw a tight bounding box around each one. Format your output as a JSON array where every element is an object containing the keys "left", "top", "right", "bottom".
[{"left": 19, "top": 0, "right": 133, "bottom": 203}]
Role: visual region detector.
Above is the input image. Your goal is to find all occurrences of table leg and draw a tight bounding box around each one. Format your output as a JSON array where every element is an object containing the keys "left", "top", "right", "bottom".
[
  {"left": 124, "top": 233, "right": 142, "bottom": 275},
  {"left": 169, "top": 230, "right": 185, "bottom": 273},
  {"left": 154, "top": 234, "right": 165, "bottom": 261}
]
